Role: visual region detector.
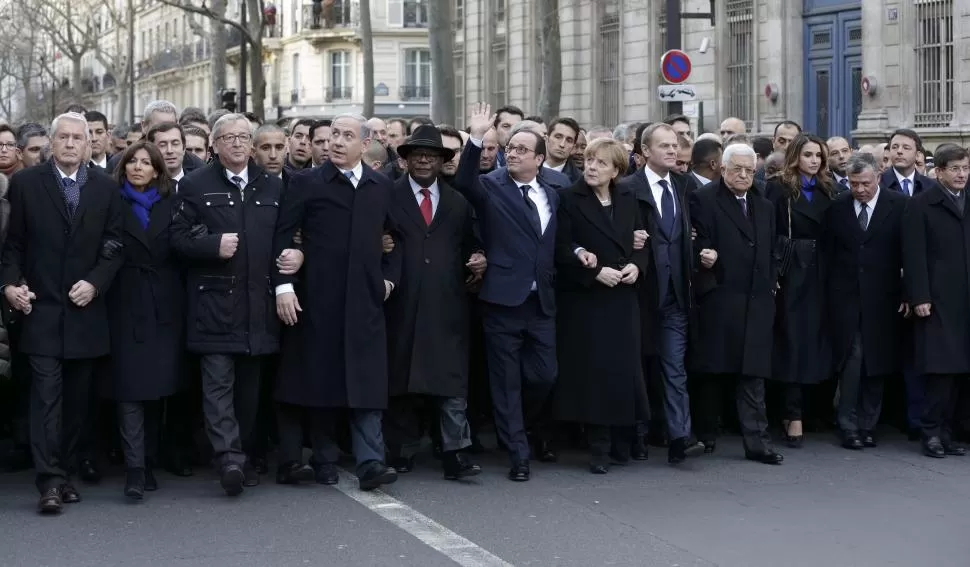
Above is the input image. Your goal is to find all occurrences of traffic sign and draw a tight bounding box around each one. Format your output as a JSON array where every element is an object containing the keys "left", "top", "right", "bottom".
[
  {"left": 658, "top": 84, "right": 697, "bottom": 102},
  {"left": 660, "top": 49, "right": 692, "bottom": 84}
]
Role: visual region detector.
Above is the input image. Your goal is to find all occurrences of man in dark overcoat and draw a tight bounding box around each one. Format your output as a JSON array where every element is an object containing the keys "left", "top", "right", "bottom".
[
  {"left": 273, "top": 113, "right": 402, "bottom": 491},
  {"left": 821, "top": 152, "right": 906, "bottom": 450},
  {"left": 902, "top": 144, "right": 970, "bottom": 459},
  {"left": 2, "top": 112, "right": 124, "bottom": 513},
  {"left": 170, "top": 113, "right": 283, "bottom": 496},
  {"left": 382, "top": 125, "right": 485, "bottom": 480},
  {"left": 688, "top": 143, "right": 782, "bottom": 465}
]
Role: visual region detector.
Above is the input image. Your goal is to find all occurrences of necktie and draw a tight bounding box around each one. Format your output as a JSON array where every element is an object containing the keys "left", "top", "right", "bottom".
[
  {"left": 738, "top": 197, "right": 748, "bottom": 219},
  {"left": 520, "top": 185, "right": 542, "bottom": 234},
  {"left": 419, "top": 188, "right": 433, "bottom": 226},
  {"left": 344, "top": 170, "right": 355, "bottom": 186},
  {"left": 231, "top": 175, "right": 245, "bottom": 201},
  {"left": 954, "top": 192, "right": 965, "bottom": 215},
  {"left": 839, "top": 177, "right": 849, "bottom": 191},
  {"left": 858, "top": 202, "right": 869, "bottom": 231},
  {"left": 62, "top": 177, "right": 80, "bottom": 216},
  {"left": 902, "top": 179, "right": 911, "bottom": 197},
  {"left": 658, "top": 179, "right": 675, "bottom": 234}
]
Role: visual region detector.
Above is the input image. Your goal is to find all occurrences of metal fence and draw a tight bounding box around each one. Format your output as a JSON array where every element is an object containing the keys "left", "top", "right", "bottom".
[
  {"left": 914, "top": 0, "right": 953, "bottom": 128},
  {"left": 726, "top": 0, "right": 754, "bottom": 129}
]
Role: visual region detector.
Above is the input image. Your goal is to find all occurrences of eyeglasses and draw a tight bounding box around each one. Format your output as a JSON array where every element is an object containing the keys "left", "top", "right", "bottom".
[
  {"left": 726, "top": 166, "right": 755, "bottom": 177},
  {"left": 506, "top": 144, "right": 536, "bottom": 156},
  {"left": 944, "top": 165, "right": 970, "bottom": 174},
  {"left": 218, "top": 133, "right": 252, "bottom": 144},
  {"left": 0, "top": 142, "right": 16, "bottom": 150}
]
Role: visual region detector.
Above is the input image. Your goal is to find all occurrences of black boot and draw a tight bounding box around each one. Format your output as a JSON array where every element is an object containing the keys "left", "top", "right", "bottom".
[
  {"left": 124, "top": 468, "right": 145, "bottom": 500},
  {"left": 442, "top": 451, "right": 482, "bottom": 480}
]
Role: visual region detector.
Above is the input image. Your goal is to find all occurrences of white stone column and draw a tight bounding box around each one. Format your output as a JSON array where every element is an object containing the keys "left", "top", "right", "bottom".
[{"left": 855, "top": 0, "right": 893, "bottom": 134}]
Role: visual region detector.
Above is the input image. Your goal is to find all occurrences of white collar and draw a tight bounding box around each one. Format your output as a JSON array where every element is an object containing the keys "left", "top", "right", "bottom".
[
  {"left": 172, "top": 169, "right": 185, "bottom": 182},
  {"left": 857, "top": 186, "right": 881, "bottom": 210},
  {"left": 543, "top": 161, "right": 566, "bottom": 172},
  {"left": 225, "top": 167, "right": 249, "bottom": 186},
  {"left": 514, "top": 176, "right": 538, "bottom": 191},
  {"left": 92, "top": 155, "right": 107, "bottom": 169},
  {"left": 338, "top": 161, "right": 364, "bottom": 181},
  {"left": 408, "top": 176, "right": 439, "bottom": 196},
  {"left": 894, "top": 168, "right": 915, "bottom": 186},
  {"left": 55, "top": 164, "right": 78, "bottom": 181},
  {"left": 644, "top": 165, "right": 672, "bottom": 188},
  {"left": 693, "top": 171, "right": 711, "bottom": 186}
]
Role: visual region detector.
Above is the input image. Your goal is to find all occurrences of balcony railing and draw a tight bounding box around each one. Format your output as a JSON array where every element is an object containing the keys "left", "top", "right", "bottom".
[
  {"left": 325, "top": 86, "right": 353, "bottom": 101},
  {"left": 399, "top": 85, "right": 430, "bottom": 100},
  {"left": 302, "top": 1, "right": 356, "bottom": 30}
]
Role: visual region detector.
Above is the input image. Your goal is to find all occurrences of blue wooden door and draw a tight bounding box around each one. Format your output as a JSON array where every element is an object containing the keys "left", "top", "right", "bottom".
[{"left": 804, "top": 10, "right": 862, "bottom": 142}]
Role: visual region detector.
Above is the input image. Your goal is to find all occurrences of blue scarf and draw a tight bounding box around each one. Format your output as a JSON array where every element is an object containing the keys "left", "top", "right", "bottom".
[
  {"left": 121, "top": 181, "right": 161, "bottom": 229},
  {"left": 800, "top": 175, "right": 816, "bottom": 202}
]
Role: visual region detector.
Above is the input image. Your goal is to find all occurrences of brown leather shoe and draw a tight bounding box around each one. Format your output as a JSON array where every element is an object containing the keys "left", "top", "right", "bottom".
[
  {"left": 60, "top": 483, "right": 81, "bottom": 504},
  {"left": 38, "top": 488, "right": 63, "bottom": 514}
]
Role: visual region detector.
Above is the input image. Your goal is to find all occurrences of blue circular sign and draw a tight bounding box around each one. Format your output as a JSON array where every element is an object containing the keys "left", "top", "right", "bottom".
[{"left": 660, "top": 50, "right": 692, "bottom": 84}]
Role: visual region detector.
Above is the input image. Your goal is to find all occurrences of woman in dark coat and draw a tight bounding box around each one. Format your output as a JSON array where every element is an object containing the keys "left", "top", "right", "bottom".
[
  {"left": 765, "top": 134, "right": 835, "bottom": 447},
  {"left": 553, "top": 138, "right": 650, "bottom": 473},
  {"left": 106, "top": 141, "right": 185, "bottom": 500}
]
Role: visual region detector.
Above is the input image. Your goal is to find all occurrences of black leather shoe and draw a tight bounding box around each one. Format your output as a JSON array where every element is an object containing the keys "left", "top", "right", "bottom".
[
  {"left": 860, "top": 431, "right": 877, "bottom": 448},
  {"left": 60, "top": 483, "right": 81, "bottom": 504},
  {"left": 702, "top": 440, "right": 717, "bottom": 454},
  {"left": 144, "top": 467, "right": 158, "bottom": 491},
  {"left": 38, "top": 487, "right": 63, "bottom": 514},
  {"left": 242, "top": 462, "right": 260, "bottom": 487},
  {"left": 589, "top": 463, "right": 609, "bottom": 474},
  {"left": 313, "top": 462, "right": 339, "bottom": 485},
  {"left": 943, "top": 442, "right": 967, "bottom": 456},
  {"left": 79, "top": 459, "right": 101, "bottom": 484},
  {"left": 668, "top": 437, "right": 705, "bottom": 464},
  {"left": 358, "top": 462, "right": 398, "bottom": 491},
  {"left": 630, "top": 437, "right": 649, "bottom": 461},
  {"left": 842, "top": 433, "right": 864, "bottom": 451},
  {"left": 276, "top": 462, "right": 315, "bottom": 485},
  {"left": 390, "top": 456, "right": 414, "bottom": 474},
  {"left": 745, "top": 450, "right": 784, "bottom": 465},
  {"left": 124, "top": 469, "right": 145, "bottom": 500},
  {"left": 923, "top": 437, "right": 946, "bottom": 458},
  {"left": 442, "top": 452, "right": 482, "bottom": 481},
  {"left": 220, "top": 464, "right": 245, "bottom": 496},
  {"left": 609, "top": 449, "right": 631, "bottom": 465},
  {"left": 532, "top": 439, "right": 557, "bottom": 463},
  {"left": 507, "top": 461, "right": 530, "bottom": 482},
  {"left": 466, "top": 436, "right": 487, "bottom": 454},
  {"left": 251, "top": 456, "right": 269, "bottom": 475}
]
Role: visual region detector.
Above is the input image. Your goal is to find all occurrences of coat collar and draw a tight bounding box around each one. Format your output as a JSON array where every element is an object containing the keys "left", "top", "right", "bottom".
[
  {"left": 715, "top": 180, "right": 754, "bottom": 241},
  {"left": 569, "top": 180, "right": 627, "bottom": 250}
]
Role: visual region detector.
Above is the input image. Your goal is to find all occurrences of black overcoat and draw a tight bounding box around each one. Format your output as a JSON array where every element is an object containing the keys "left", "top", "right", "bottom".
[
  {"left": 0, "top": 164, "right": 123, "bottom": 359},
  {"left": 552, "top": 180, "right": 650, "bottom": 426},
  {"left": 105, "top": 193, "right": 187, "bottom": 401},
  {"left": 902, "top": 184, "right": 970, "bottom": 374},
  {"left": 765, "top": 180, "right": 833, "bottom": 384},
  {"left": 170, "top": 162, "right": 282, "bottom": 355},
  {"left": 821, "top": 190, "right": 906, "bottom": 377},
  {"left": 688, "top": 181, "right": 777, "bottom": 378},
  {"left": 272, "top": 163, "right": 403, "bottom": 409},
  {"left": 384, "top": 175, "right": 478, "bottom": 398}
]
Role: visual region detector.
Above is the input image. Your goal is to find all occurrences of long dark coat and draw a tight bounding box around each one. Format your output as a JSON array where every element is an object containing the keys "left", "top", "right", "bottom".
[
  {"left": 552, "top": 181, "right": 650, "bottom": 426},
  {"left": 170, "top": 161, "right": 282, "bottom": 355},
  {"left": 688, "top": 181, "right": 778, "bottom": 378},
  {"left": 902, "top": 184, "right": 970, "bottom": 374},
  {"left": 0, "top": 163, "right": 123, "bottom": 359},
  {"left": 766, "top": 180, "right": 833, "bottom": 384},
  {"left": 272, "top": 163, "right": 403, "bottom": 409},
  {"left": 105, "top": 193, "right": 186, "bottom": 401},
  {"left": 821, "top": 190, "right": 906, "bottom": 377},
  {"left": 384, "top": 175, "right": 478, "bottom": 398}
]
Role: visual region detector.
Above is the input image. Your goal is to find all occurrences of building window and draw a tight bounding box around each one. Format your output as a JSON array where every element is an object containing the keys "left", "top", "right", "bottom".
[
  {"left": 914, "top": 0, "right": 953, "bottom": 128},
  {"left": 291, "top": 53, "right": 300, "bottom": 103},
  {"left": 493, "top": 0, "right": 505, "bottom": 23},
  {"left": 726, "top": 0, "right": 754, "bottom": 128},
  {"left": 328, "top": 50, "right": 352, "bottom": 100},
  {"left": 455, "top": 0, "right": 463, "bottom": 29},
  {"left": 454, "top": 50, "right": 465, "bottom": 127},
  {"left": 403, "top": 0, "right": 428, "bottom": 27},
  {"left": 402, "top": 48, "right": 431, "bottom": 100},
  {"left": 597, "top": 1, "right": 620, "bottom": 126},
  {"left": 491, "top": 44, "right": 507, "bottom": 107}
]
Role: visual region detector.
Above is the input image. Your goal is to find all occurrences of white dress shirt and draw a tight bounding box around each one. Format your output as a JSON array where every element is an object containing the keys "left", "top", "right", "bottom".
[
  {"left": 894, "top": 169, "right": 915, "bottom": 195},
  {"left": 410, "top": 176, "right": 439, "bottom": 216},
  {"left": 91, "top": 156, "right": 107, "bottom": 169},
  {"left": 644, "top": 166, "right": 676, "bottom": 217},
  {"left": 693, "top": 171, "right": 711, "bottom": 187},
  {"left": 855, "top": 186, "right": 881, "bottom": 229},
  {"left": 172, "top": 169, "right": 185, "bottom": 192},
  {"left": 55, "top": 165, "right": 78, "bottom": 182},
  {"left": 338, "top": 162, "right": 364, "bottom": 189},
  {"left": 514, "top": 177, "right": 552, "bottom": 292},
  {"left": 543, "top": 161, "right": 566, "bottom": 173}
]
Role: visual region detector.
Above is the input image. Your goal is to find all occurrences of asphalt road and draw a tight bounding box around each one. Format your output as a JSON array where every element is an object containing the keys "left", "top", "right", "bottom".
[{"left": 1, "top": 430, "right": 968, "bottom": 567}]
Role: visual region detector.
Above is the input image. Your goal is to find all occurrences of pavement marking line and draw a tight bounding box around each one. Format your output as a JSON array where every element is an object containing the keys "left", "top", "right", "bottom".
[{"left": 335, "top": 469, "right": 516, "bottom": 567}]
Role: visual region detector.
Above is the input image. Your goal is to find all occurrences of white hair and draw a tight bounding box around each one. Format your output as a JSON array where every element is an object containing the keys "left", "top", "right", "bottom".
[
  {"left": 142, "top": 100, "right": 178, "bottom": 121},
  {"left": 696, "top": 132, "right": 723, "bottom": 145},
  {"left": 332, "top": 113, "right": 371, "bottom": 139},
  {"left": 50, "top": 112, "right": 90, "bottom": 141},
  {"left": 211, "top": 113, "right": 253, "bottom": 143},
  {"left": 721, "top": 143, "right": 757, "bottom": 167}
]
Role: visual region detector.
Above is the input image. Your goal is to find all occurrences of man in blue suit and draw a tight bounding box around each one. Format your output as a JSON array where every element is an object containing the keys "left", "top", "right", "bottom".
[{"left": 454, "top": 103, "right": 564, "bottom": 482}]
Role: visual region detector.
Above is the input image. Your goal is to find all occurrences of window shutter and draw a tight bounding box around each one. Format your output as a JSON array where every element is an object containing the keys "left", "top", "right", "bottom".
[{"left": 387, "top": 0, "right": 403, "bottom": 27}]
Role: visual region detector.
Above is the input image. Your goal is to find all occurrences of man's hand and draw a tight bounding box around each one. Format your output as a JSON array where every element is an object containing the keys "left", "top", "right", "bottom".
[
  {"left": 577, "top": 249, "right": 598, "bottom": 268},
  {"left": 699, "top": 248, "right": 718, "bottom": 269},
  {"left": 276, "top": 249, "right": 305, "bottom": 275},
  {"left": 468, "top": 102, "right": 495, "bottom": 140},
  {"left": 466, "top": 252, "right": 487, "bottom": 278},
  {"left": 899, "top": 302, "right": 911, "bottom": 318},
  {"left": 384, "top": 280, "right": 393, "bottom": 301},
  {"left": 382, "top": 233, "right": 395, "bottom": 254},
  {"left": 595, "top": 267, "right": 623, "bottom": 288},
  {"left": 620, "top": 263, "right": 640, "bottom": 284},
  {"left": 276, "top": 292, "right": 301, "bottom": 326},
  {"left": 4, "top": 284, "right": 35, "bottom": 314},
  {"left": 632, "top": 230, "right": 648, "bottom": 250},
  {"left": 68, "top": 280, "right": 97, "bottom": 307},
  {"left": 914, "top": 303, "right": 932, "bottom": 318},
  {"left": 219, "top": 233, "right": 239, "bottom": 259}
]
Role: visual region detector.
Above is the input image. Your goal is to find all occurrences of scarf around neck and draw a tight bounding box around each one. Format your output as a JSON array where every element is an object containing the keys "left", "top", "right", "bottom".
[{"left": 121, "top": 180, "right": 161, "bottom": 229}]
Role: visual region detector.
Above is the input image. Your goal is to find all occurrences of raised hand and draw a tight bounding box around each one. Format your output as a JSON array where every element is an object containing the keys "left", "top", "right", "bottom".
[{"left": 468, "top": 102, "right": 495, "bottom": 140}]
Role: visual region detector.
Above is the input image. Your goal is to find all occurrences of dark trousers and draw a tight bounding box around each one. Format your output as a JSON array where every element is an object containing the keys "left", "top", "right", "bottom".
[
  {"left": 658, "top": 289, "right": 692, "bottom": 440},
  {"left": 200, "top": 354, "right": 262, "bottom": 468},
  {"left": 836, "top": 332, "right": 885, "bottom": 433},
  {"left": 277, "top": 404, "right": 384, "bottom": 470},
  {"left": 118, "top": 401, "right": 161, "bottom": 469},
  {"left": 640, "top": 355, "right": 662, "bottom": 437},
  {"left": 384, "top": 395, "right": 472, "bottom": 458},
  {"left": 248, "top": 354, "right": 280, "bottom": 460},
  {"left": 696, "top": 373, "right": 771, "bottom": 454},
  {"left": 29, "top": 356, "right": 95, "bottom": 492},
  {"left": 481, "top": 295, "right": 556, "bottom": 463},
  {"left": 921, "top": 374, "right": 965, "bottom": 441},
  {"left": 163, "top": 355, "right": 203, "bottom": 465},
  {"left": 903, "top": 327, "right": 925, "bottom": 429},
  {"left": 587, "top": 424, "right": 633, "bottom": 466}
]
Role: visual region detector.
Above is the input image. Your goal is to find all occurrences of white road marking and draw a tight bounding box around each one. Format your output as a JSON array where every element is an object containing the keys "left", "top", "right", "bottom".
[{"left": 335, "top": 469, "right": 515, "bottom": 567}]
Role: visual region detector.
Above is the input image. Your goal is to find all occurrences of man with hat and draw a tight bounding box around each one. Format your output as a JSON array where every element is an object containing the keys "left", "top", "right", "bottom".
[{"left": 382, "top": 125, "right": 486, "bottom": 480}]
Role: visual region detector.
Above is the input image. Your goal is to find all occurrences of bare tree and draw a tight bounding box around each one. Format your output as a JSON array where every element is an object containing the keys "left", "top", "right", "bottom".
[
  {"left": 537, "top": 0, "right": 562, "bottom": 120},
  {"left": 16, "top": 0, "right": 98, "bottom": 102},
  {"left": 183, "top": 5, "right": 229, "bottom": 111},
  {"left": 0, "top": 17, "right": 45, "bottom": 121},
  {"left": 87, "top": 0, "right": 134, "bottom": 125},
  {"left": 427, "top": 0, "right": 455, "bottom": 124},
  {"left": 359, "top": 0, "right": 374, "bottom": 117}
]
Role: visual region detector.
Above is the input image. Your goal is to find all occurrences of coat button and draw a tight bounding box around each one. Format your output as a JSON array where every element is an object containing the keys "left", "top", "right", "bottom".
[
  {"left": 229, "top": 201, "right": 235, "bottom": 206},
  {"left": 256, "top": 200, "right": 261, "bottom": 205},
  {"left": 424, "top": 258, "right": 431, "bottom": 264},
  {"left": 205, "top": 201, "right": 211, "bottom": 206},
  {"left": 748, "top": 241, "right": 754, "bottom": 247}
]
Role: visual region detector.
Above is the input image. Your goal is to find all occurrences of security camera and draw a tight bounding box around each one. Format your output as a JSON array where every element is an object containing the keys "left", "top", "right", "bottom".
[{"left": 699, "top": 37, "right": 711, "bottom": 54}]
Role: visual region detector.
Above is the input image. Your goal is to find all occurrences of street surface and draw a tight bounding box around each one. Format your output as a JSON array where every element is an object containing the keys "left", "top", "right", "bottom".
[{"left": 1, "top": 431, "right": 968, "bottom": 567}]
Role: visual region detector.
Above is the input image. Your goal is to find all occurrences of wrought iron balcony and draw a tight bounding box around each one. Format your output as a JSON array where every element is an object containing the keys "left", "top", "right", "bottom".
[
  {"left": 325, "top": 86, "right": 353, "bottom": 101},
  {"left": 399, "top": 85, "right": 430, "bottom": 100},
  {"left": 302, "top": 0, "right": 356, "bottom": 30}
]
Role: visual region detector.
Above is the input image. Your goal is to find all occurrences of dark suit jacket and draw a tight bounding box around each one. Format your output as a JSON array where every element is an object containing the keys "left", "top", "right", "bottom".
[
  {"left": 880, "top": 168, "right": 937, "bottom": 197},
  {"left": 1, "top": 163, "right": 124, "bottom": 358}
]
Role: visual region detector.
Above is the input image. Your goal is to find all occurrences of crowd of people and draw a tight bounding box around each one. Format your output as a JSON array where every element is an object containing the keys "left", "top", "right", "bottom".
[{"left": 0, "top": 97, "right": 966, "bottom": 516}]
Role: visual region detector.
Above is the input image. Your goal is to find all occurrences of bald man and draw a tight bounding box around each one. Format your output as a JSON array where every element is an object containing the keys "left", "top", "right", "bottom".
[
  {"left": 719, "top": 117, "right": 746, "bottom": 138},
  {"left": 764, "top": 151, "right": 785, "bottom": 180},
  {"left": 826, "top": 136, "right": 852, "bottom": 190}
]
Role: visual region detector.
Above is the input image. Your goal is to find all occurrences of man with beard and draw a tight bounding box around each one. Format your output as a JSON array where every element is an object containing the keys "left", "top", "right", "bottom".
[
  {"left": 827, "top": 136, "right": 852, "bottom": 190},
  {"left": 437, "top": 125, "right": 464, "bottom": 183},
  {"left": 382, "top": 125, "right": 485, "bottom": 480},
  {"left": 284, "top": 119, "right": 314, "bottom": 173}
]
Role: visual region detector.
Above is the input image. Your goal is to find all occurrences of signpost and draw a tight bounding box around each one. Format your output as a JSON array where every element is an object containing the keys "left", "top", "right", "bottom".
[
  {"left": 660, "top": 49, "right": 693, "bottom": 85},
  {"left": 659, "top": 84, "right": 697, "bottom": 102}
]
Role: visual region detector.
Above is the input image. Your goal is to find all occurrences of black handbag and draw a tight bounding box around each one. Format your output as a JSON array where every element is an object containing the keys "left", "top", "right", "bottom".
[{"left": 774, "top": 197, "right": 794, "bottom": 277}]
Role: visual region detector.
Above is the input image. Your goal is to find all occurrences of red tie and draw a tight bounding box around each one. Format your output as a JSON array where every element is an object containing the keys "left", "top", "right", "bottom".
[{"left": 419, "top": 188, "right": 433, "bottom": 225}]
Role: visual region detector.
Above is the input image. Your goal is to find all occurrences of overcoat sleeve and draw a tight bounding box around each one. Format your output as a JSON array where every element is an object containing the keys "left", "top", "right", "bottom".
[
  {"left": 170, "top": 177, "right": 224, "bottom": 260},
  {"left": 84, "top": 187, "right": 125, "bottom": 293},
  {"left": 688, "top": 190, "right": 718, "bottom": 296},
  {"left": 452, "top": 142, "right": 488, "bottom": 210},
  {"left": 0, "top": 173, "right": 26, "bottom": 288},
  {"left": 554, "top": 194, "right": 602, "bottom": 288},
  {"left": 902, "top": 198, "right": 930, "bottom": 305},
  {"left": 271, "top": 173, "right": 307, "bottom": 288}
]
